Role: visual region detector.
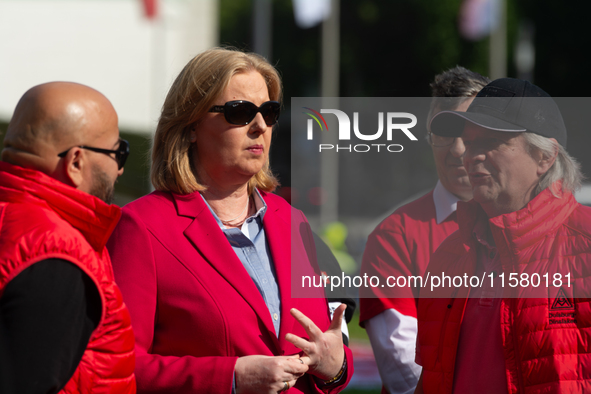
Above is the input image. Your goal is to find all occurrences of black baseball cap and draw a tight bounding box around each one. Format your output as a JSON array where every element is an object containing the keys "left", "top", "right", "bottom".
[{"left": 429, "top": 78, "right": 567, "bottom": 147}]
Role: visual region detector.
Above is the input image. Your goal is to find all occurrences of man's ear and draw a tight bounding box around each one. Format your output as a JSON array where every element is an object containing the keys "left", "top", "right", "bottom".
[
  {"left": 62, "top": 147, "right": 85, "bottom": 188},
  {"left": 537, "top": 138, "right": 558, "bottom": 176}
]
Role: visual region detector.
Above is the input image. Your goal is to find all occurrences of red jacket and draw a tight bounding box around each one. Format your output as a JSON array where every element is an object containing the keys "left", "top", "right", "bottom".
[
  {"left": 360, "top": 190, "right": 459, "bottom": 323},
  {"left": 107, "top": 190, "right": 353, "bottom": 393},
  {"left": 417, "top": 187, "right": 591, "bottom": 394},
  {"left": 0, "top": 162, "right": 136, "bottom": 393}
]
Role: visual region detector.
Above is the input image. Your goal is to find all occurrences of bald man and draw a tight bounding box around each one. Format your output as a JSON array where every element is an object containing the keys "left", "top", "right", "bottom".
[{"left": 0, "top": 82, "right": 136, "bottom": 393}]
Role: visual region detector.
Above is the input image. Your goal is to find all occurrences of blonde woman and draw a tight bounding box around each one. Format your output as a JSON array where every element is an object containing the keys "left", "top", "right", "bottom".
[{"left": 107, "top": 48, "right": 353, "bottom": 394}]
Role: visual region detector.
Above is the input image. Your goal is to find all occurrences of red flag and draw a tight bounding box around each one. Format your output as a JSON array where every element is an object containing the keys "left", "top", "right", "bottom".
[{"left": 142, "top": 0, "right": 158, "bottom": 20}]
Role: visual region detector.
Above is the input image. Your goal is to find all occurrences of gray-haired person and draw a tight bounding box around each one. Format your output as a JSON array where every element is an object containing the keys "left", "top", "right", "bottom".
[{"left": 416, "top": 78, "right": 590, "bottom": 393}]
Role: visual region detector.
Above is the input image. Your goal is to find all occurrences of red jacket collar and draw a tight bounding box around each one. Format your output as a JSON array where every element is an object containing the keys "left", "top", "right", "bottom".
[
  {"left": 168, "top": 188, "right": 292, "bottom": 351},
  {"left": 0, "top": 162, "right": 121, "bottom": 251},
  {"left": 457, "top": 184, "right": 579, "bottom": 256}
]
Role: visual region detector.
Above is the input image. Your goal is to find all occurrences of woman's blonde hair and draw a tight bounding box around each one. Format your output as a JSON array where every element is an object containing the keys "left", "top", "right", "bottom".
[{"left": 151, "top": 47, "right": 282, "bottom": 194}]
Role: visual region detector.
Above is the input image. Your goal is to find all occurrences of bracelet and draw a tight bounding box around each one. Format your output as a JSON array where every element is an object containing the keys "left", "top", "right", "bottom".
[{"left": 322, "top": 356, "right": 347, "bottom": 385}]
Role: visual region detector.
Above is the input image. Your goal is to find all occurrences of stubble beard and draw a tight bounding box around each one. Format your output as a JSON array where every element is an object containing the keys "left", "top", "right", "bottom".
[{"left": 90, "top": 166, "right": 115, "bottom": 205}]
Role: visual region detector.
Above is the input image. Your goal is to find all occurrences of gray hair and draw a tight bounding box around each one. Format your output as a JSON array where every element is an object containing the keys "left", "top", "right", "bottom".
[
  {"left": 427, "top": 66, "right": 491, "bottom": 132},
  {"left": 522, "top": 132, "right": 584, "bottom": 196}
]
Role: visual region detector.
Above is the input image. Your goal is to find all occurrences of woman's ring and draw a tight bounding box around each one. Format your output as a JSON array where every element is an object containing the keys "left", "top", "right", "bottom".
[{"left": 282, "top": 381, "right": 290, "bottom": 391}]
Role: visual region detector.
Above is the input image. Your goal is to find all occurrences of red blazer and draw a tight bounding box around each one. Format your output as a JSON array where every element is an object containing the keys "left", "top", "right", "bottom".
[{"left": 107, "top": 190, "right": 353, "bottom": 393}]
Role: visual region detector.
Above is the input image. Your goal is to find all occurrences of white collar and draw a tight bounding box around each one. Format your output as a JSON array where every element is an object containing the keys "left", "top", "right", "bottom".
[{"left": 433, "top": 180, "right": 462, "bottom": 224}]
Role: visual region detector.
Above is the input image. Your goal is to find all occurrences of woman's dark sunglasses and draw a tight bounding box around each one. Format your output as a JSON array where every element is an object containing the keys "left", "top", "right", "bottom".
[
  {"left": 209, "top": 100, "right": 281, "bottom": 126},
  {"left": 57, "top": 139, "right": 130, "bottom": 170}
]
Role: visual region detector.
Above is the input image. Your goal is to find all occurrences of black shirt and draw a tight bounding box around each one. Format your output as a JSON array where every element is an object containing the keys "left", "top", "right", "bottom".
[{"left": 0, "top": 259, "right": 101, "bottom": 394}]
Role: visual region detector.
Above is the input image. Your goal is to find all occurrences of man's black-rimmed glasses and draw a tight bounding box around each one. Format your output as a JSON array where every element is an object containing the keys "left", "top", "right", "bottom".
[{"left": 57, "top": 139, "right": 130, "bottom": 170}]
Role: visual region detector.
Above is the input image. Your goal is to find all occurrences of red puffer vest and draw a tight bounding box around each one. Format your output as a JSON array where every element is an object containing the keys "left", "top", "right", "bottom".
[
  {"left": 0, "top": 162, "right": 136, "bottom": 393},
  {"left": 417, "top": 185, "right": 591, "bottom": 394}
]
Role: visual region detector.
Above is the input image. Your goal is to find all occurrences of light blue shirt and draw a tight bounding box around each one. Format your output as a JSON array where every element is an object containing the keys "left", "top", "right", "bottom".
[
  {"left": 201, "top": 192, "right": 346, "bottom": 391},
  {"left": 200, "top": 190, "right": 281, "bottom": 336}
]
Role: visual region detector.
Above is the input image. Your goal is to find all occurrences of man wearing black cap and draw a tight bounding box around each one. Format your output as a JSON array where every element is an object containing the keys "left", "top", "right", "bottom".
[{"left": 414, "top": 78, "right": 591, "bottom": 394}]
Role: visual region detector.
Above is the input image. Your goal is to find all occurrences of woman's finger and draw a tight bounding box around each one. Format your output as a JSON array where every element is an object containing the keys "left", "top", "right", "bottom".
[
  {"left": 282, "top": 357, "right": 309, "bottom": 376},
  {"left": 290, "top": 308, "right": 324, "bottom": 339},
  {"left": 285, "top": 332, "right": 313, "bottom": 355},
  {"left": 328, "top": 304, "right": 346, "bottom": 333},
  {"left": 275, "top": 378, "right": 299, "bottom": 393}
]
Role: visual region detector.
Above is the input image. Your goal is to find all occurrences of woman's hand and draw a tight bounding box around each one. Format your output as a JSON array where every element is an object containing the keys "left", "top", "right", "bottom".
[
  {"left": 234, "top": 354, "right": 308, "bottom": 394},
  {"left": 285, "top": 304, "right": 346, "bottom": 381}
]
